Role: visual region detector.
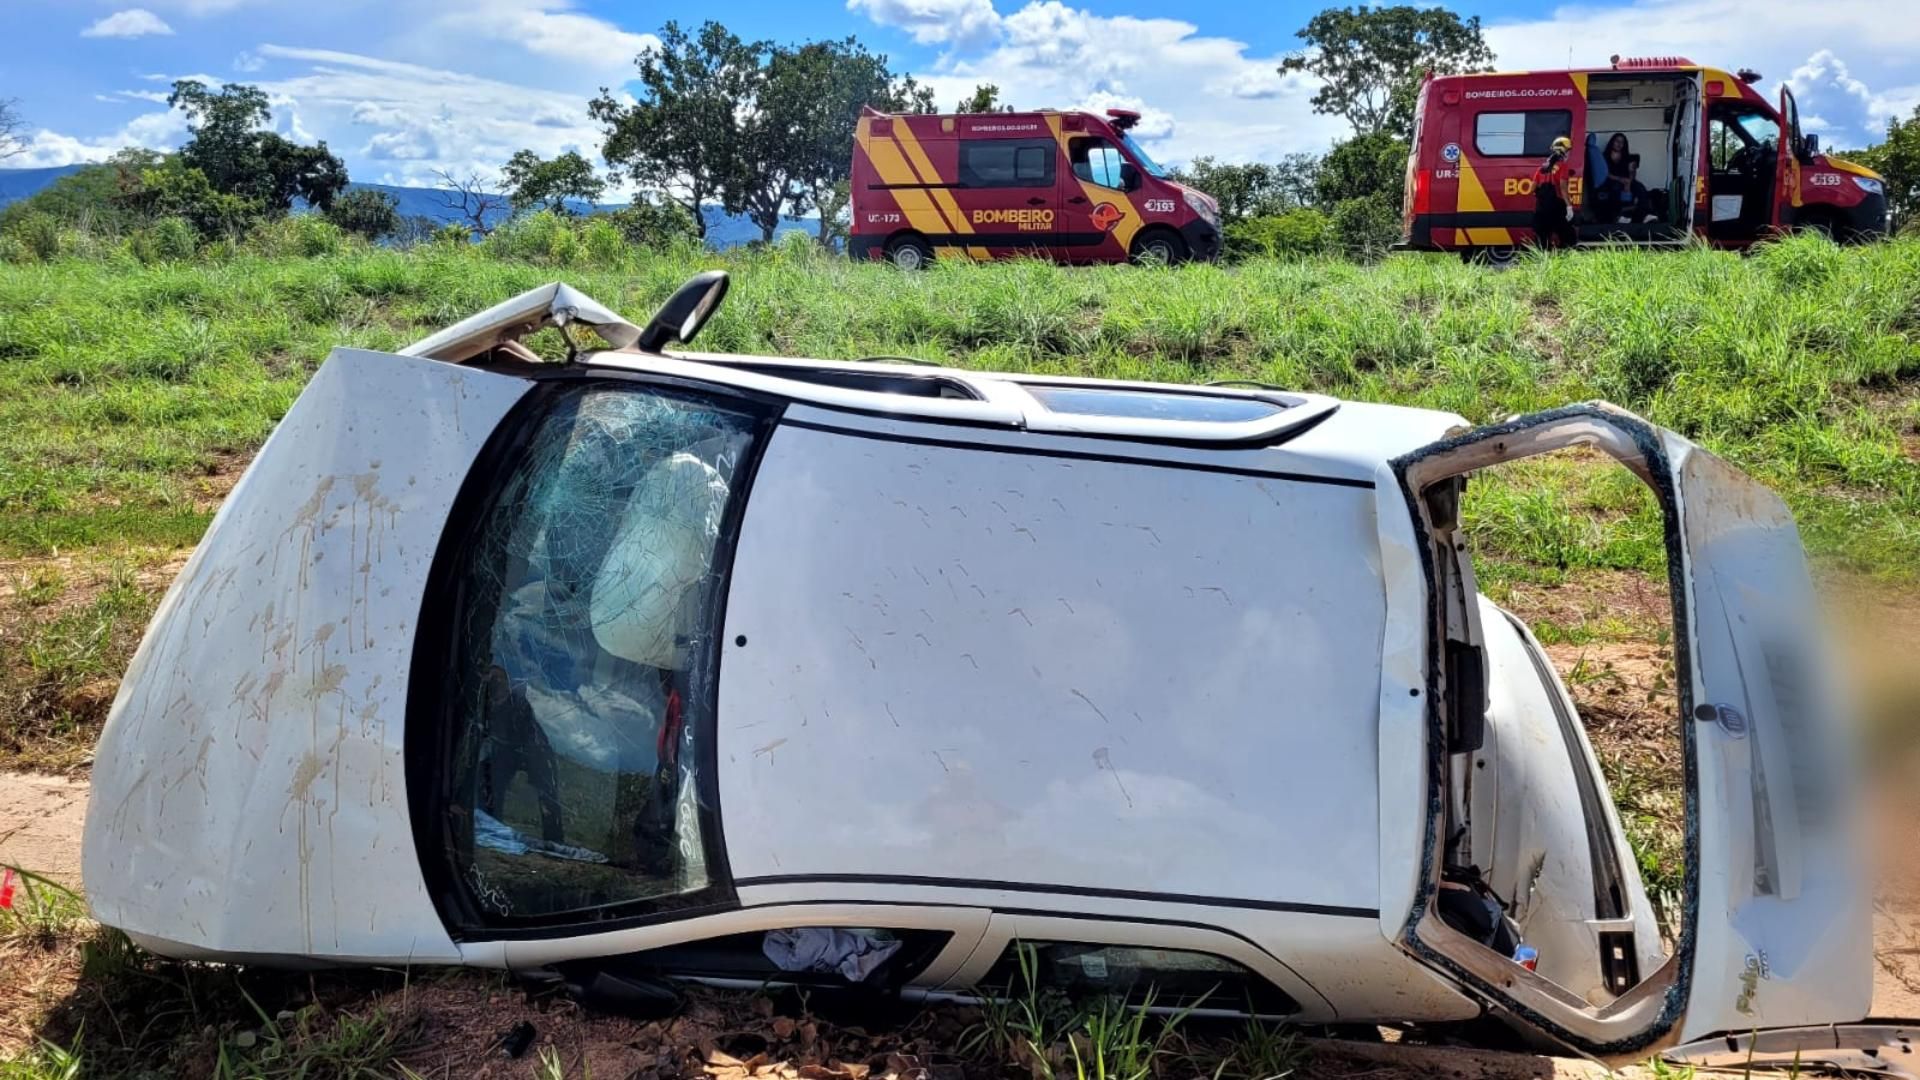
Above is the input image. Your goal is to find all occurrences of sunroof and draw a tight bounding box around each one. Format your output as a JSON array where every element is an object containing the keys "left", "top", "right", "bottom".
[{"left": 1024, "top": 385, "right": 1286, "bottom": 423}]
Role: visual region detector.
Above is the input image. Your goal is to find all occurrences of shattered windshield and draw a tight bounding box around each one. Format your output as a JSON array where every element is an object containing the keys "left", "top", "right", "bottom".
[{"left": 444, "top": 384, "right": 756, "bottom": 919}]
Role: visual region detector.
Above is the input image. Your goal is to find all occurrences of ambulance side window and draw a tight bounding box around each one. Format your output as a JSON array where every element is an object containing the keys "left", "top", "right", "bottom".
[
  {"left": 1474, "top": 110, "right": 1572, "bottom": 157},
  {"left": 960, "top": 140, "right": 1055, "bottom": 188},
  {"left": 1069, "top": 137, "right": 1127, "bottom": 189}
]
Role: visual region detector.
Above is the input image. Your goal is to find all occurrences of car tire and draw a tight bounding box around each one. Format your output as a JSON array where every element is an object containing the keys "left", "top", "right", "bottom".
[
  {"left": 1465, "top": 245, "right": 1521, "bottom": 268},
  {"left": 1131, "top": 229, "right": 1188, "bottom": 266},
  {"left": 886, "top": 235, "right": 934, "bottom": 271}
]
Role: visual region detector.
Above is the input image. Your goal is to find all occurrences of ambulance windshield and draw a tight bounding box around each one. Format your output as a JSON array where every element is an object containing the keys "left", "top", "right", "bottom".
[{"left": 1119, "top": 132, "right": 1169, "bottom": 178}]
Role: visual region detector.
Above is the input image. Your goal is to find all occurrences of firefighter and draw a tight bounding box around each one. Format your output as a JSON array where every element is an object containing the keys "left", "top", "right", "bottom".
[{"left": 1532, "top": 136, "right": 1577, "bottom": 250}]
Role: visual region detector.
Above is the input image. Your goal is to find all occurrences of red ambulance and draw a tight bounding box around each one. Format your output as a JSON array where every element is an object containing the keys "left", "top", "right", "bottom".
[
  {"left": 1398, "top": 57, "right": 1891, "bottom": 263},
  {"left": 849, "top": 107, "right": 1222, "bottom": 268}
]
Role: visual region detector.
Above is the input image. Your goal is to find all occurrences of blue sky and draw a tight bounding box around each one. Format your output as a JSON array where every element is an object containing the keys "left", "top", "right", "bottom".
[{"left": 4, "top": 0, "right": 1917, "bottom": 187}]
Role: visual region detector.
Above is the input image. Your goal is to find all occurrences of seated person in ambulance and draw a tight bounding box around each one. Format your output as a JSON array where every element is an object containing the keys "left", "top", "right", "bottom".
[{"left": 1589, "top": 133, "right": 1651, "bottom": 224}]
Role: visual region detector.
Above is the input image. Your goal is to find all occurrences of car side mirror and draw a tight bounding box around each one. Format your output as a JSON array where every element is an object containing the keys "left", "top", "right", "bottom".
[
  {"left": 1120, "top": 163, "right": 1142, "bottom": 192},
  {"left": 637, "top": 271, "right": 729, "bottom": 353},
  {"left": 1803, "top": 133, "right": 1820, "bottom": 155}
]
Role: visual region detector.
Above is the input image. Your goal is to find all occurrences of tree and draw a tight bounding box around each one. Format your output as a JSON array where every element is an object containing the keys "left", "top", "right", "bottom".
[
  {"left": 1175, "top": 158, "right": 1287, "bottom": 224},
  {"left": 501, "top": 150, "right": 608, "bottom": 215},
  {"left": 593, "top": 21, "right": 763, "bottom": 241},
  {"left": 1315, "top": 130, "right": 1408, "bottom": 207},
  {"left": 325, "top": 188, "right": 401, "bottom": 241},
  {"left": 738, "top": 37, "right": 913, "bottom": 246},
  {"left": 955, "top": 84, "right": 1012, "bottom": 113},
  {"left": 1850, "top": 105, "right": 1920, "bottom": 228},
  {"left": 430, "top": 169, "right": 510, "bottom": 238},
  {"left": 168, "top": 80, "right": 349, "bottom": 213},
  {"left": 1280, "top": 5, "right": 1493, "bottom": 138},
  {"left": 0, "top": 98, "right": 24, "bottom": 162},
  {"left": 123, "top": 157, "right": 259, "bottom": 239}
]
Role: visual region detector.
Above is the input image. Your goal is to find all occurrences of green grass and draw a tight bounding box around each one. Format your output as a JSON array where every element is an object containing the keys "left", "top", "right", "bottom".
[{"left": 1, "top": 234, "right": 1915, "bottom": 576}]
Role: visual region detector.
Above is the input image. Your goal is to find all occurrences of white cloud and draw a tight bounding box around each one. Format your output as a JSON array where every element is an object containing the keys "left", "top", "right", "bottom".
[
  {"left": 1484, "top": 0, "right": 1920, "bottom": 147},
  {"left": 848, "top": 0, "right": 1003, "bottom": 49},
  {"left": 233, "top": 50, "right": 265, "bottom": 72},
  {"left": 12, "top": 109, "right": 190, "bottom": 167},
  {"left": 80, "top": 9, "right": 175, "bottom": 39},
  {"left": 244, "top": 45, "right": 613, "bottom": 185},
  {"left": 429, "top": 0, "right": 659, "bottom": 72},
  {"left": 866, "top": 0, "right": 1346, "bottom": 166}
]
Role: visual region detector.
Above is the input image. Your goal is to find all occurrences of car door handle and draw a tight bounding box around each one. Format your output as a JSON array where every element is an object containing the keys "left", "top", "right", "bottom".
[
  {"left": 1069, "top": 196, "right": 1089, "bottom": 205},
  {"left": 1027, "top": 197, "right": 1048, "bottom": 206}
]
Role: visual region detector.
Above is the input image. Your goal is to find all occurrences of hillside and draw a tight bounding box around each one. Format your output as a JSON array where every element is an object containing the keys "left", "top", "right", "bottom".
[{"left": 0, "top": 167, "right": 817, "bottom": 249}]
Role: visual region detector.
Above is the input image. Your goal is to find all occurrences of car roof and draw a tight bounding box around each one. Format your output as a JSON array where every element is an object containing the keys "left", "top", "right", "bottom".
[{"left": 401, "top": 281, "right": 1468, "bottom": 475}]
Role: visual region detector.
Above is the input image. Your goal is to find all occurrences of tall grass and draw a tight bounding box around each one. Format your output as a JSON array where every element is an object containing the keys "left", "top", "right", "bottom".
[{"left": 0, "top": 233, "right": 1915, "bottom": 575}]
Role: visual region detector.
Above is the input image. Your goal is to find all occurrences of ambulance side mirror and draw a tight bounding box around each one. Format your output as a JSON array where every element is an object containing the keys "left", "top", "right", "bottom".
[
  {"left": 1803, "top": 133, "right": 1820, "bottom": 155},
  {"left": 637, "top": 271, "right": 729, "bottom": 353},
  {"left": 1120, "top": 163, "right": 1142, "bottom": 192}
]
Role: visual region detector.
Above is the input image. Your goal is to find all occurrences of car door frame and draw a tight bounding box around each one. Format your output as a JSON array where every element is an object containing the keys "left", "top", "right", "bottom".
[
  {"left": 1384, "top": 403, "right": 1869, "bottom": 1059},
  {"left": 404, "top": 365, "right": 788, "bottom": 941},
  {"left": 1774, "top": 86, "right": 1804, "bottom": 230}
]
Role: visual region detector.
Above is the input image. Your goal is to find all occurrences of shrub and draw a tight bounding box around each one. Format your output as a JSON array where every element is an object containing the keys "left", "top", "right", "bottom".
[
  {"left": 248, "top": 214, "right": 346, "bottom": 258},
  {"left": 482, "top": 210, "right": 581, "bottom": 265},
  {"left": 1225, "top": 208, "right": 1333, "bottom": 260},
  {"left": 4, "top": 212, "right": 63, "bottom": 262},
  {"left": 580, "top": 216, "right": 627, "bottom": 268},
  {"left": 129, "top": 217, "right": 199, "bottom": 265},
  {"left": 432, "top": 222, "right": 474, "bottom": 246},
  {"left": 324, "top": 189, "right": 401, "bottom": 242},
  {"left": 1330, "top": 194, "right": 1403, "bottom": 261},
  {"left": 599, "top": 201, "right": 700, "bottom": 248}
]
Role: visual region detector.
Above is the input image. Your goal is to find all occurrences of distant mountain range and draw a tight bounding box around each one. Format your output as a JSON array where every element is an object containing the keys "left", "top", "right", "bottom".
[{"left": 0, "top": 165, "right": 816, "bottom": 249}]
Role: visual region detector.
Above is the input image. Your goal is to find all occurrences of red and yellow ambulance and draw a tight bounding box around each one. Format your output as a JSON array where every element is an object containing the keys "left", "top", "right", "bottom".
[
  {"left": 1398, "top": 56, "right": 1890, "bottom": 262},
  {"left": 850, "top": 107, "right": 1222, "bottom": 268}
]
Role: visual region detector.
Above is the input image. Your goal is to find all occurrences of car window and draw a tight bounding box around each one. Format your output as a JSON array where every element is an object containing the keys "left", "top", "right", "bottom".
[
  {"left": 1069, "top": 137, "right": 1128, "bottom": 189},
  {"left": 1473, "top": 110, "right": 1572, "bottom": 157},
  {"left": 981, "top": 941, "right": 1299, "bottom": 1013},
  {"left": 960, "top": 139, "right": 1055, "bottom": 188},
  {"left": 1025, "top": 384, "right": 1284, "bottom": 422},
  {"left": 441, "top": 383, "right": 757, "bottom": 920}
]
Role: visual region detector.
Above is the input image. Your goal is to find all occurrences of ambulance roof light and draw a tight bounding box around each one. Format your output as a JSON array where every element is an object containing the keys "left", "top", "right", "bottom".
[
  {"left": 1105, "top": 108, "right": 1142, "bottom": 131},
  {"left": 1610, "top": 55, "right": 1696, "bottom": 70},
  {"left": 1737, "top": 68, "right": 1762, "bottom": 83}
]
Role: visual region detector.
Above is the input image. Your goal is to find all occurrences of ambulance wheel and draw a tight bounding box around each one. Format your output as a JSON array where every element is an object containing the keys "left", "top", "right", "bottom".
[
  {"left": 1130, "top": 228, "right": 1188, "bottom": 265},
  {"left": 1464, "top": 245, "right": 1520, "bottom": 268},
  {"left": 886, "top": 234, "right": 933, "bottom": 271}
]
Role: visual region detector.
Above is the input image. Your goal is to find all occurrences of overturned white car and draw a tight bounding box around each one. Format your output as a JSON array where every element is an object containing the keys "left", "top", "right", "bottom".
[{"left": 83, "top": 275, "right": 1877, "bottom": 1066}]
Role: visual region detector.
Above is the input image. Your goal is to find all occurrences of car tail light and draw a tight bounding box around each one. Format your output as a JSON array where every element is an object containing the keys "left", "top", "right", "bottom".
[{"left": 1412, "top": 170, "right": 1433, "bottom": 215}]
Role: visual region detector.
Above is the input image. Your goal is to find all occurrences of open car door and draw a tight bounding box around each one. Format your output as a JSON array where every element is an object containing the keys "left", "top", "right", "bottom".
[
  {"left": 1387, "top": 403, "right": 1871, "bottom": 1060},
  {"left": 1775, "top": 86, "right": 1804, "bottom": 231}
]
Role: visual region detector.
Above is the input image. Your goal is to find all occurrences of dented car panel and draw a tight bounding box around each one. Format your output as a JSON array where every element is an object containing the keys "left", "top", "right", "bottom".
[
  {"left": 81, "top": 283, "right": 1869, "bottom": 1056},
  {"left": 82, "top": 350, "right": 530, "bottom": 963}
]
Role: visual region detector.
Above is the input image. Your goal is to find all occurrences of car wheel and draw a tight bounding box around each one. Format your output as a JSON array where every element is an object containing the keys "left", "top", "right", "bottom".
[
  {"left": 1467, "top": 245, "right": 1521, "bottom": 268},
  {"left": 1131, "top": 230, "right": 1188, "bottom": 266},
  {"left": 886, "top": 235, "right": 933, "bottom": 271}
]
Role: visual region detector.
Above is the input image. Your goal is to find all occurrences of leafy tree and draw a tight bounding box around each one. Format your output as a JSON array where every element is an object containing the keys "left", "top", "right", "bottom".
[
  {"left": 1331, "top": 193, "right": 1402, "bottom": 259},
  {"left": 1280, "top": 5, "right": 1494, "bottom": 137},
  {"left": 593, "top": 21, "right": 762, "bottom": 241},
  {"left": 737, "top": 37, "right": 913, "bottom": 245},
  {"left": 501, "top": 149, "right": 608, "bottom": 215},
  {"left": 1849, "top": 105, "right": 1920, "bottom": 228},
  {"left": 955, "top": 84, "right": 1012, "bottom": 113},
  {"left": 889, "top": 74, "right": 939, "bottom": 115},
  {"left": 1315, "top": 130, "right": 1409, "bottom": 207},
  {"left": 168, "top": 81, "right": 349, "bottom": 213},
  {"left": 324, "top": 188, "right": 401, "bottom": 241},
  {"left": 125, "top": 157, "right": 259, "bottom": 239},
  {"left": 430, "top": 169, "right": 511, "bottom": 238},
  {"left": 0, "top": 98, "right": 24, "bottom": 162},
  {"left": 1175, "top": 158, "right": 1287, "bottom": 224}
]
